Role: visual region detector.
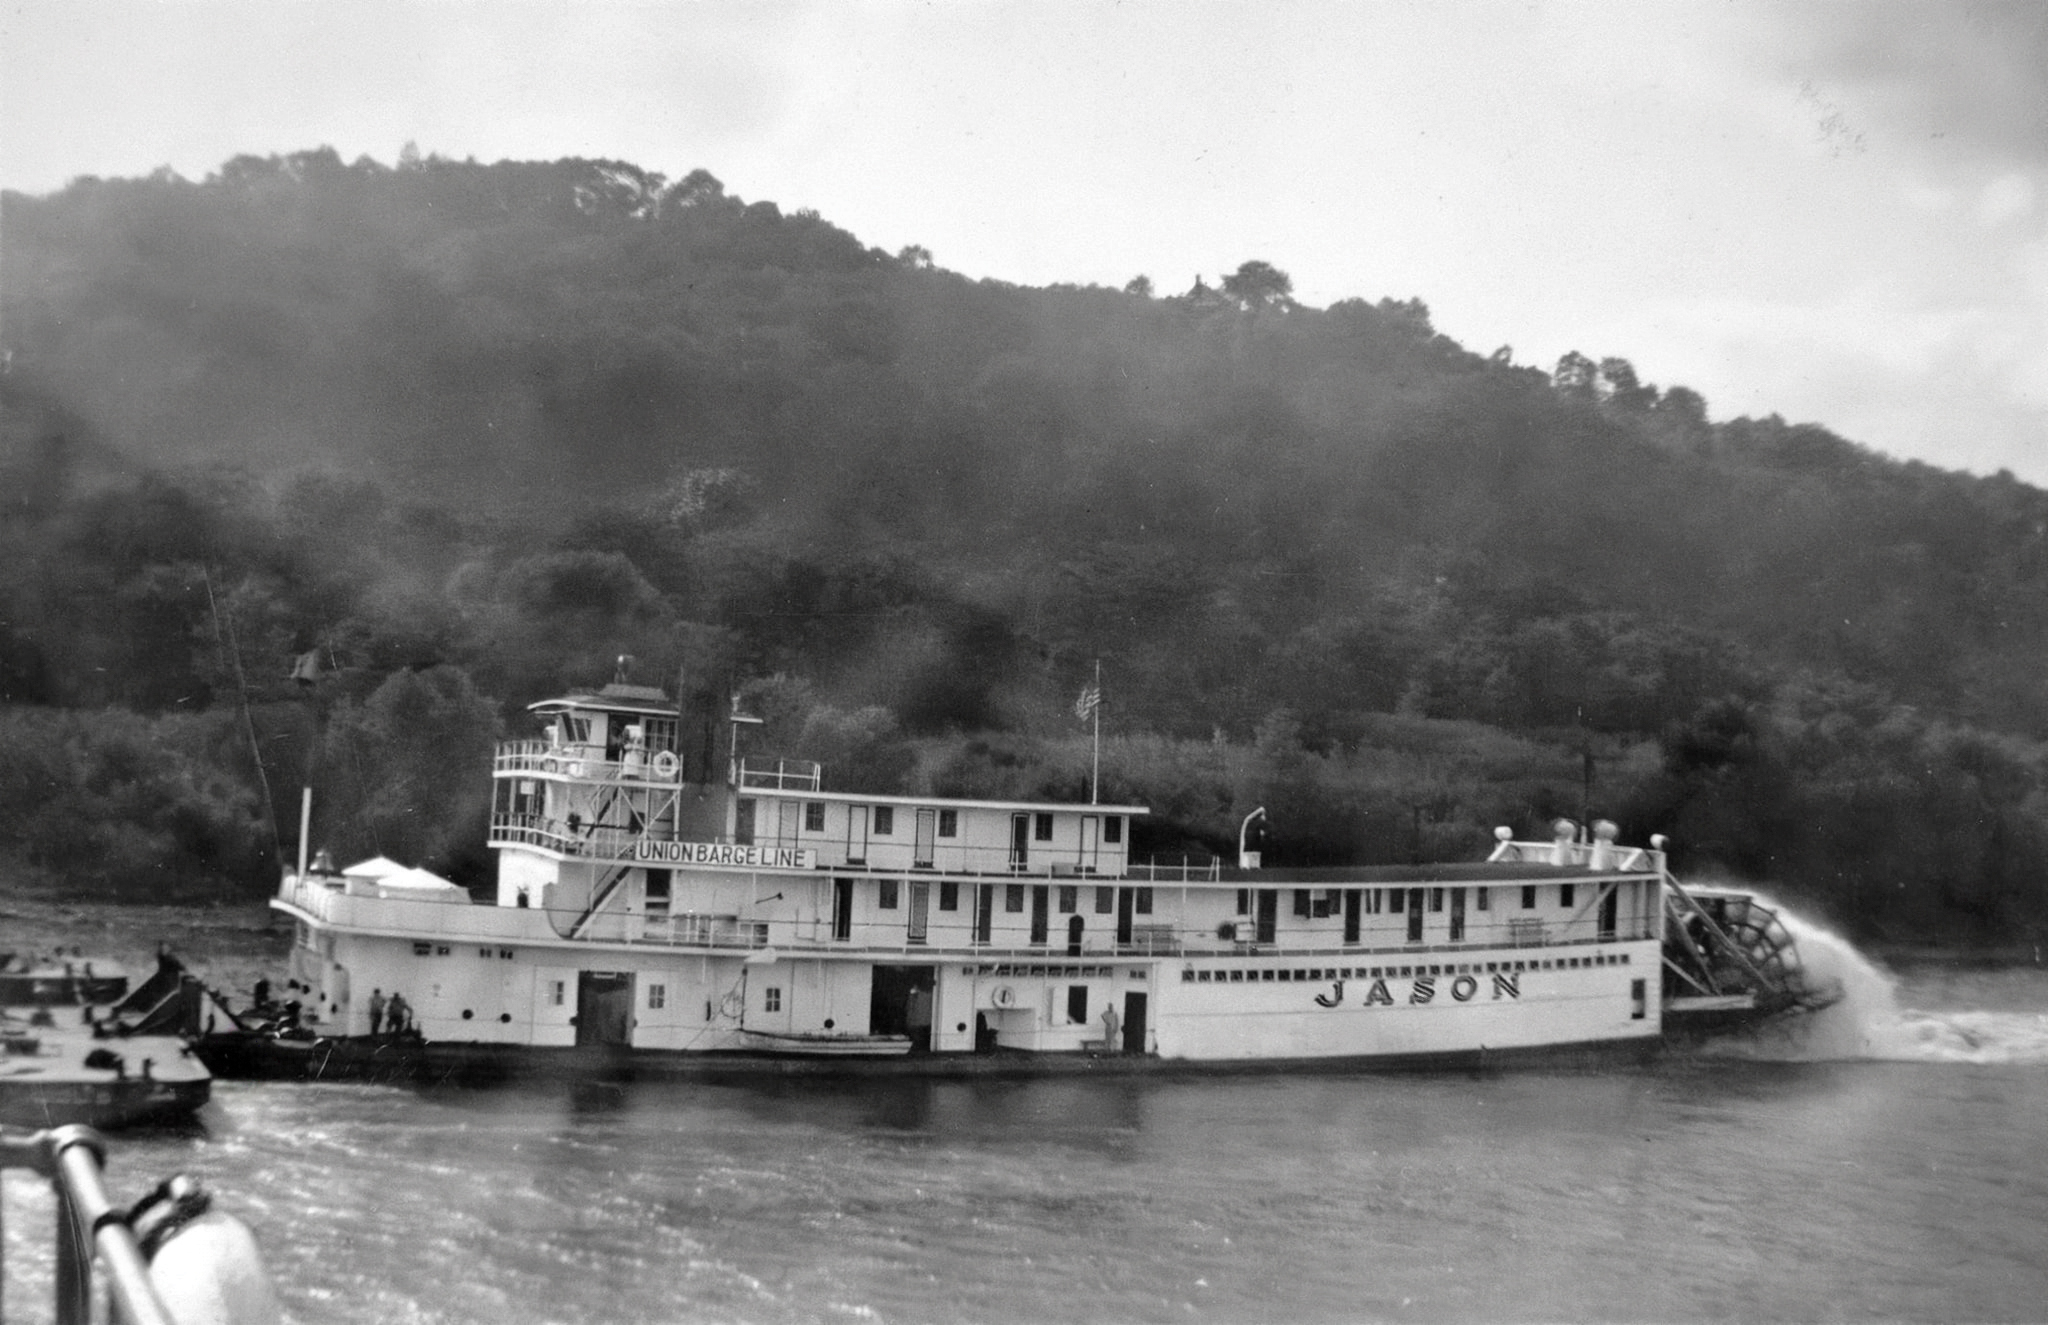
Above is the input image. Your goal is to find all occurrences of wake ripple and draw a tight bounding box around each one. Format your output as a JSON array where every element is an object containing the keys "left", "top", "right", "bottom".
[{"left": 1698, "top": 907, "right": 2048, "bottom": 1065}]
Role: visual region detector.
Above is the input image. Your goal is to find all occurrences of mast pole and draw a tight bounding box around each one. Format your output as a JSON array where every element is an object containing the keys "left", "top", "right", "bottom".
[{"left": 1091, "top": 659, "right": 1101, "bottom": 805}]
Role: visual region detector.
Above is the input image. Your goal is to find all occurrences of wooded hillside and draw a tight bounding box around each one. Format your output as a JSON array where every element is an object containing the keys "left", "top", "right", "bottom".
[{"left": 4, "top": 149, "right": 2045, "bottom": 946}]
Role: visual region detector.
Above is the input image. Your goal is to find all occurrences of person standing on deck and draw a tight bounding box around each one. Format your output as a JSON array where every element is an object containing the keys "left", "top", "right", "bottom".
[
  {"left": 368, "top": 988, "right": 387, "bottom": 1037},
  {"left": 1100, "top": 1003, "right": 1121, "bottom": 1054},
  {"left": 905, "top": 985, "right": 933, "bottom": 1052}
]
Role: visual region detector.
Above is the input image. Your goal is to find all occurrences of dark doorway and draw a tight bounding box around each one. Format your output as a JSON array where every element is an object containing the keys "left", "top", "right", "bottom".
[
  {"left": 1117, "top": 888, "right": 1135, "bottom": 945},
  {"left": 1066, "top": 914, "right": 1085, "bottom": 956},
  {"left": 1344, "top": 889, "right": 1362, "bottom": 944},
  {"left": 870, "top": 964, "right": 936, "bottom": 1050},
  {"left": 1255, "top": 890, "right": 1278, "bottom": 944},
  {"left": 1030, "top": 885, "right": 1050, "bottom": 946},
  {"left": 1122, "top": 991, "right": 1148, "bottom": 1055},
  {"left": 833, "top": 877, "right": 854, "bottom": 941},
  {"left": 1599, "top": 886, "right": 1619, "bottom": 941},
  {"left": 575, "top": 971, "right": 634, "bottom": 1047}
]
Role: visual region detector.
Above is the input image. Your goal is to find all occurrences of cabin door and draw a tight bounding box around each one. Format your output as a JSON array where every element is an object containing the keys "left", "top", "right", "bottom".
[
  {"left": 847, "top": 805, "right": 870, "bottom": 865},
  {"left": 1599, "top": 886, "right": 1619, "bottom": 941},
  {"left": 1030, "top": 885, "right": 1050, "bottom": 946},
  {"left": 1254, "top": 890, "right": 1278, "bottom": 944},
  {"left": 1116, "top": 887, "right": 1135, "bottom": 945},
  {"left": 833, "top": 878, "right": 855, "bottom": 942},
  {"left": 1067, "top": 914, "right": 1085, "bottom": 956},
  {"left": 1009, "top": 813, "right": 1030, "bottom": 869},
  {"left": 914, "top": 809, "right": 938, "bottom": 868},
  {"left": 574, "top": 971, "right": 635, "bottom": 1047},
  {"left": 532, "top": 968, "right": 579, "bottom": 1047},
  {"left": 907, "top": 881, "right": 930, "bottom": 945},
  {"left": 1078, "top": 816, "right": 1100, "bottom": 873},
  {"left": 1122, "top": 992, "right": 1147, "bottom": 1054}
]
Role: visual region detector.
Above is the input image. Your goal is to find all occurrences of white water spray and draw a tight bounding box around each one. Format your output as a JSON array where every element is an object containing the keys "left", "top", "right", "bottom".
[{"left": 1694, "top": 901, "right": 2048, "bottom": 1065}]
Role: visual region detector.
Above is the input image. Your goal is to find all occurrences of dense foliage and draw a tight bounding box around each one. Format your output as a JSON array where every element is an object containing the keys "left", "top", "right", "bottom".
[{"left": 4, "top": 149, "right": 2045, "bottom": 945}]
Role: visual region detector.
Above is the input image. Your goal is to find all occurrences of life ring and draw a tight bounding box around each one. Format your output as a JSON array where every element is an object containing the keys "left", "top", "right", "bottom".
[
  {"left": 989, "top": 985, "right": 1016, "bottom": 1009},
  {"left": 653, "top": 750, "right": 680, "bottom": 780}
]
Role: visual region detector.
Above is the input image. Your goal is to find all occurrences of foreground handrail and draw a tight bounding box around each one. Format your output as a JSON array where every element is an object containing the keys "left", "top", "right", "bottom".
[{"left": 0, "top": 1124, "right": 178, "bottom": 1325}]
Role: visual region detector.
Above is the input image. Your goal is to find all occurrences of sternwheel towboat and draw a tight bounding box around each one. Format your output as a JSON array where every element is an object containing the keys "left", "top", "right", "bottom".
[{"left": 245, "top": 674, "right": 1835, "bottom": 1080}]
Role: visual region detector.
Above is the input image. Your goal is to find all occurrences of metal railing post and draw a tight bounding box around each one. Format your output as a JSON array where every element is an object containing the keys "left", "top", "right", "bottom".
[{"left": 2, "top": 1126, "right": 181, "bottom": 1325}]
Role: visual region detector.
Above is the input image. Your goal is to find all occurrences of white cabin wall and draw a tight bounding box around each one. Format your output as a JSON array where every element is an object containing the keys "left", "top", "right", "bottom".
[{"left": 495, "top": 852, "right": 557, "bottom": 909}]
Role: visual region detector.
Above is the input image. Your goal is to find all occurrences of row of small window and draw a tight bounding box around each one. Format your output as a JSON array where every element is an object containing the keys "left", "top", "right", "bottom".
[
  {"left": 1249, "top": 884, "right": 1593, "bottom": 917},
  {"left": 1181, "top": 952, "right": 1634, "bottom": 982},
  {"left": 413, "top": 943, "right": 521, "bottom": 959},
  {"left": 974, "top": 964, "right": 1118, "bottom": 978},
  {"left": 791, "top": 803, "right": 1125, "bottom": 842},
  {"left": 868, "top": 881, "right": 1154, "bottom": 914}
]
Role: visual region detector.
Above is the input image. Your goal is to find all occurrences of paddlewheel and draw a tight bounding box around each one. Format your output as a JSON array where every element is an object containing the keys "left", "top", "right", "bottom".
[{"left": 1662, "top": 883, "right": 1839, "bottom": 1024}]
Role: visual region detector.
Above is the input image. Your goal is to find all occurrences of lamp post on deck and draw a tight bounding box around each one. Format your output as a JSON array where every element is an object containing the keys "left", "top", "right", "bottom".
[{"left": 1239, "top": 806, "right": 1267, "bottom": 870}]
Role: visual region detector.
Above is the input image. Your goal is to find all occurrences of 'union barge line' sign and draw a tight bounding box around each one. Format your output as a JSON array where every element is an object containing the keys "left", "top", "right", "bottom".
[{"left": 632, "top": 841, "right": 817, "bottom": 869}]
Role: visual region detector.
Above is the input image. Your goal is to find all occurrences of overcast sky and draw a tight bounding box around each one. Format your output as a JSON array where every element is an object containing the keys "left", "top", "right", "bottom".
[{"left": 4, "top": 1, "right": 2043, "bottom": 484}]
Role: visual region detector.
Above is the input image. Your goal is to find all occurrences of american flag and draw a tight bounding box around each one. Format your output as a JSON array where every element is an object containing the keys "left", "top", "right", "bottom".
[{"left": 1075, "top": 682, "right": 1102, "bottom": 722}]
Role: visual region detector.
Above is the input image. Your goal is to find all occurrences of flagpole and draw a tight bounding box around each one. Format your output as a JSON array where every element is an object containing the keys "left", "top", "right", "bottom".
[{"left": 1091, "top": 659, "right": 1101, "bottom": 805}]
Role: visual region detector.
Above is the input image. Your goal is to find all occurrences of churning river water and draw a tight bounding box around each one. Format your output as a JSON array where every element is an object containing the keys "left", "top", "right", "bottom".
[{"left": 7, "top": 929, "right": 2048, "bottom": 1324}]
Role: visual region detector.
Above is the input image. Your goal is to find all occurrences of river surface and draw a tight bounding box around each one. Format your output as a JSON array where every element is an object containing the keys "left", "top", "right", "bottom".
[{"left": 6, "top": 928, "right": 2048, "bottom": 1323}]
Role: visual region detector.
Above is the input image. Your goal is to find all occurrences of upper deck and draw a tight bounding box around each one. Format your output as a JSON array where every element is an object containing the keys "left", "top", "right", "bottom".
[{"left": 488, "top": 677, "right": 1150, "bottom": 877}]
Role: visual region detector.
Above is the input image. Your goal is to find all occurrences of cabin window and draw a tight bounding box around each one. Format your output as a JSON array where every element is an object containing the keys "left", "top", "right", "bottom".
[
  {"left": 1058, "top": 885, "right": 1078, "bottom": 913},
  {"left": 1522, "top": 885, "right": 1537, "bottom": 909},
  {"left": 1314, "top": 891, "right": 1336, "bottom": 919},
  {"left": 804, "top": 802, "right": 826, "bottom": 833},
  {"left": 1104, "top": 816, "right": 1122, "bottom": 844},
  {"left": 874, "top": 806, "right": 894, "bottom": 834},
  {"left": 764, "top": 987, "right": 782, "bottom": 1013},
  {"left": 1429, "top": 888, "right": 1445, "bottom": 912},
  {"left": 939, "top": 882, "right": 959, "bottom": 911},
  {"left": 1631, "top": 978, "right": 1647, "bottom": 1020},
  {"left": 1559, "top": 884, "right": 1575, "bottom": 908},
  {"left": 1034, "top": 813, "right": 1054, "bottom": 841},
  {"left": 1134, "top": 887, "right": 1154, "bottom": 915},
  {"left": 549, "top": 980, "right": 566, "bottom": 1006},
  {"left": 938, "top": 809, "right": 958, "bottom": 837},
  {"left": 645, "top": 869, "right": 672, "bottom": 917},
  {"left": 1293, "top": 890, "right": 1312, "bottom": 917},
  {"left": 648, "top": 984, "right": 666, "bottom": 1009},
  {"left": 1006, "top": 884, "right": 1025, "bottom": 912},
  {"left": 1095, "top": 886, "right": 1114, "bottom": 914},
  {"left": 1476, "top": 887, "right": 1490, "bottom": 911},
  {"left": 1235, "top": 889, "right": 1250, "bottom": 915},
  {"left": 1389, "top": 890, "right": 1406, "bottom": 913},
  {"left": 878, "top": 879, "right": 900, "bottom": 909}
]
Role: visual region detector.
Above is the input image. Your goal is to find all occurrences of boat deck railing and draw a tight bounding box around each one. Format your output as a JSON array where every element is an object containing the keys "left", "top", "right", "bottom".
[
  {"left": 0, "top": 1125, "right": 178, "bottom": 1325},
  {"left": 278, "top": 870, "right": 1660, "bottom": 957}
]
